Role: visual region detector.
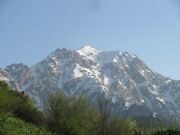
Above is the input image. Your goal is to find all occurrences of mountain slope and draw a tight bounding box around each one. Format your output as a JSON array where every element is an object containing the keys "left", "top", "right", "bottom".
[
  {"left": 0, "top": 114, "right": 54, "bottom": 135},
  {"left": 0, "top": 68, "right": 20, "bottom": 90},
  {"left": 3, "top": 46, "right": 180, "bottom": 119}
]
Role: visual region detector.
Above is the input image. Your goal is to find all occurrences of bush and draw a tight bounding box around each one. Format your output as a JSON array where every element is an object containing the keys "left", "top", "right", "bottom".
[
  {"left": 0, "top": 81, "right": 44, "bottom": 126},
  {"left": 92, "top": 95, "right": 137, "bottom": 135},
  {"left": 153, "top": 129, "right": 180, "bottom": 135},
  {"left": 7, "top": 98, "right": 44, "bottom": 126},
  {"left": 2, "top": 115, "right": 55, "bottom": 135},
  {"left": 45, "top": 92, "right": 95, "bottom": 135},
  {"left": 45, "top": 93, "right": 138, "bottom": 135}
]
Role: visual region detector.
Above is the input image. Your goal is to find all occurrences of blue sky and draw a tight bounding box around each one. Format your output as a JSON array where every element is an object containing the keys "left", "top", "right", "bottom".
[{"left": 0, "top": 0, "right": 180, "bottom": 79}]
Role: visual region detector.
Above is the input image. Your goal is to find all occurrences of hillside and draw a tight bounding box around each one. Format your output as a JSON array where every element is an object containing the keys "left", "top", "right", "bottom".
[
  {"left": 1, "top": 80, "right": 180, "bottom": 135},
  {"left": 0, "top": 81, "right": 54, "bottom": 135},
  {"left": 0, "top": 115, "right": 54, "bottom": 135}
]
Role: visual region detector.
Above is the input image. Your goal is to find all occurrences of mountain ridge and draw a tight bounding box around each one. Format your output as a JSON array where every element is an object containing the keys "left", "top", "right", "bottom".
[{"left": 1, "top": 46, "right": 180, "bottom": 120}]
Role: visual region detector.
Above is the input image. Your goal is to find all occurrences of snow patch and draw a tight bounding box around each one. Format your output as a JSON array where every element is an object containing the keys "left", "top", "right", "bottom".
[
  {"left": 139, "top": 69, "right": 145, "bottom": 76},
  {"left": 131, "top": 54, "right": 137, "bottom": 58},
  {"left": 118, "top": 81, "right": 122, "bottom": 86},
  {"left": 77, "top": 45, "right": 99, "bottom": 61},
  {"left": 141, "top": 99, "right": 145, "bottom": 103},
  {"left": 153, "top": 112, "right": 158, "bottom": 118},
  {"left": 152, "top": 85, "right": 157, "bottom": 89},
  {"left": 113, "top": 57, "right": 118, "bottom": 63},
  {"left": 103, "top": 76, "right": 109, "bottom": 86},
  {"left": 125, "top": 64, "right": 129, "bottom": 68},
  {"left": 150, "top": 90, "right": 158, "bottom": 95},
  {"left": 156, "top": 97, "right": 165, "bottom": 104},
  {"left": 73, "top": 64, "right": 83, "bottom": 78},
  {"left": 125, "top": 102, "right": 131, "bottom": 108},
  {"left": 0, "top": 76, "right": 9, "bottom": 81},
  {"left": 165, "top": 79, "right": 172, "bottom": 84}
]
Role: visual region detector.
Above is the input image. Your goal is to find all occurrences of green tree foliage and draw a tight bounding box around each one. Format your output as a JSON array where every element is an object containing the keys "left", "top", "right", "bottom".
[
  {"left": 92, "top": 95, "right": 136, "bottom": 135},
  {"left": 0, "top": 81, "right": 44, "bottom": 126},
  {"left": 45, "top": 92, "right": 95, "bottom": 135},
  {"left": 153, "top": 129, "right": 180, "bottom": 135},
  {"left": 45, "top": 93, "right": 138, "bottom": 135},
  {"left": 1, "top": 80, "right": 180, "bottom": 135}
]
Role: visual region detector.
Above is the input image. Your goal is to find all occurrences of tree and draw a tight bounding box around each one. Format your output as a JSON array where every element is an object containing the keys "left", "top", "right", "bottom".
[
  {"left": 95, "top": 95, "right": 112, "bottom": 135},
  {"left": 0, "top": 81, "right": 44, "bottom": 126},
  {"left": 45, "top": 92, "right": 95, "bottom": 135},
  {"left": 94, "top": 94, "right": 136, "bottom": 135}
]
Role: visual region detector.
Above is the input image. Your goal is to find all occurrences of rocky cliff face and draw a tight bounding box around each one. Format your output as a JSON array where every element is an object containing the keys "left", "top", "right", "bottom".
[
  {"left": 0, "top": 68, "right": 20, "bottom": 90},
  {"left": 2, "top": 46, "right": 180, "bottom": 119}
]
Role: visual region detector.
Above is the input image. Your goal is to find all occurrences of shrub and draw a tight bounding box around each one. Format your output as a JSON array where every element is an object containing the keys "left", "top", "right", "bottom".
[
  {"left": 45, "top": 92, "right": 95, "bottom": 135},
  {"left": 153, "top": 129, "right": 180, "bottom": 135},
  {"left": 0, "top": 81, "right": 44, "bottom": 126}
]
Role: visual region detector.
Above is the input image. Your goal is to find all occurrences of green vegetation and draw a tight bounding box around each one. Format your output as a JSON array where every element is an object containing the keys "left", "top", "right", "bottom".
[
  {"left": 0, "top": 81, "right": 44, "bottom": 126},
  {"left": 45, "top": 93, "right": 95, "bottom": 135},
  {"left": 0, "top": 113, "right": 54, "bottom": 135},
  {"left": 0, "top": 81, "right": 54, "bottom": 135},
  {"left": 44, "top": 93, "right": 180, "bottom": 135},
  {"left": 0, "top": 80, "right": 180, "bottom": 135}
]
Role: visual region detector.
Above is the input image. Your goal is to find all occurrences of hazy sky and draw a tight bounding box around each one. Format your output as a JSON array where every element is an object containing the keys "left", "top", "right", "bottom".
[{"left": 0, "top": 0, "right": 180, "bottom": 79}]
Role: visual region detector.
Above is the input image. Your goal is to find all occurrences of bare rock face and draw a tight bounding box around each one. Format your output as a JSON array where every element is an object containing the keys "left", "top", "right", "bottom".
[{"left": 2, "top": 46, "right": 180, "bottom": 120}]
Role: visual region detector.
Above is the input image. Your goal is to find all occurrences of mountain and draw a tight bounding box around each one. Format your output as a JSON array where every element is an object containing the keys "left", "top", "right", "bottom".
[
  {"left": 2, "top": 46, "right": 180, "bottom": 120},
  {"left": 0, "top": 68, "right": 19, "bottom": 90}
]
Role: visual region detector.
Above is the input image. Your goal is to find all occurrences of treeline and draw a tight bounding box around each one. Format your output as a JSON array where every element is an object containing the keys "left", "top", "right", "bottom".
[
  {"left": 44, "top": 92, "right": 136, "bottom": 135},
  {"left": 0, "top": 81, "right": 180, "bottom": 135}
]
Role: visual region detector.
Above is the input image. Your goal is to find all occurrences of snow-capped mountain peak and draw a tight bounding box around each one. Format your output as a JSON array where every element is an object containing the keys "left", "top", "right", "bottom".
[
  {"left": 77, "top": 45, "right": 99, "bottom": 58},
  {"left": 2, "top": 46, "right": 180, "bottom": 120}
]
